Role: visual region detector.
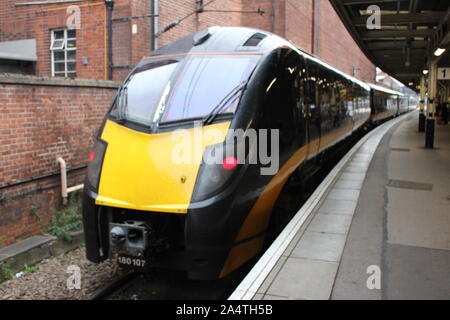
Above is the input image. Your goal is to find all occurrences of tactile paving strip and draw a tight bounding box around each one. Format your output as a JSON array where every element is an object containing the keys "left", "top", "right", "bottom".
[{"left": 387, "top": 179, "right": 433, "bottom": 191}]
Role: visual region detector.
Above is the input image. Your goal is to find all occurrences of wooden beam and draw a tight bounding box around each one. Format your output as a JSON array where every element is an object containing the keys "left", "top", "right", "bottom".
[
  {"left": 373, "top": 49, "right": 426, "bottom": 56},
  {"left": 361, "top": 29, "right": 434, "bottom": 39},
  {"left": 367, "top": 40, "right": 428, "bottom": 50},
  {"left": 342, "top": 0, "right": 408, "bottom": 5},
  {"left": 352, "top": 12, "right": 446, "bottom": 26},
  {"left": 394, "top": 73, "right": 423, "bottom": 78}
]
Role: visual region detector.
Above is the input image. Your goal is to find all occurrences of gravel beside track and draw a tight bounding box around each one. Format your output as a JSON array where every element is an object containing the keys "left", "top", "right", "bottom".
[{"left": 0, "top": 247, "right": 125, "bottom": 300}]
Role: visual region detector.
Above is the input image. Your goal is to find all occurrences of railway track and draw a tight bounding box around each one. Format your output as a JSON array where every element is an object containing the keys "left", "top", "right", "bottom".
[
  {"left": 87, "top": 127, "right": 368, "bottom": 301},
  {"left": 88, "top": 262, "right": 255, "bottom": 300},
  {"left": 89, "top": 271, "right": 139, "bottom": 300}
]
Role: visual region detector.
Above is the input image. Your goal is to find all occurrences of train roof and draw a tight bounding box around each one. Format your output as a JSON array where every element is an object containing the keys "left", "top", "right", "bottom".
[
  {"left": 136, "top": 26, "right": 371, "bottom": 91},
  {"left": 367, "top": 83, "right": 403, "bottom": 96},
  {"left": 142, "top": 26, "right": 285, "bottom": 58}
]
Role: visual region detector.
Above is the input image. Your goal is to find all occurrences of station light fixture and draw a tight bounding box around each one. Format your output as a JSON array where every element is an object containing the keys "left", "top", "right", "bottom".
[
  {"left": 423, "top": 69, "right": 429, "bottom": 75},
  {"left": 434, "top": 48, "right": 446, "bottom": 57}
]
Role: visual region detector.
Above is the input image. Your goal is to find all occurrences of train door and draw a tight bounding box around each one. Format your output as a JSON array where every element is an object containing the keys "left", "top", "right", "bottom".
[
  {"left": 287, "top": 52, "right": 308, "bottom": 152},
  {"left": 262, "top": 49, "right": 301, "bottom": 166},
  {"left": 303, "top": 60, "right": 321, "bottom": 160},
  {"left": 291, "top": 54, "right": 308, "bottom": 152},
  {"left": 340, "top": 80, "right": 354, "bottom": 134}
]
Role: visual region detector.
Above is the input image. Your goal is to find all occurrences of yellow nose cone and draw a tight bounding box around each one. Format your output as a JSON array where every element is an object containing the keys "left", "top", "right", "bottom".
[{"left": 95, "top": 120, "right": 230, "bottom": 214}]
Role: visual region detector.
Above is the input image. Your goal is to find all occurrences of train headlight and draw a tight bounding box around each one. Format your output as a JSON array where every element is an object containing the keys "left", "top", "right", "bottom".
[
  {"left": 191, "top": 143, "right": 241, "bottom": 202},
  {"left": 87, "top": 139, "right": 107, "bottom": 192}
]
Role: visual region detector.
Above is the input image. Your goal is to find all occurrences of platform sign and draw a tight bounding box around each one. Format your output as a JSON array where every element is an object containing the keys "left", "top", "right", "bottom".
[{"left": 437, "top": 68, "right": 450, "bottom": 80}]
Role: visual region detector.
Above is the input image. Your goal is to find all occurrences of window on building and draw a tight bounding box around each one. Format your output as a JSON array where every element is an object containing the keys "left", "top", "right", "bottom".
[{"left": 50, "top": 29, "right": 76, "bottom": 78}]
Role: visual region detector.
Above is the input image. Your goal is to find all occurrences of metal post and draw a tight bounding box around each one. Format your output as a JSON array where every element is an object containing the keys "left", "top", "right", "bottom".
[
  {"left": 150, "top": 0, "right": 155, "bottom": 51},
  {"left": 425, "top": 63, "right": 437, "bottom": 149},
  {"left": 419, "top": 76, "right": 426, "bottom": 132},
  {"left": 105, "top": 0, "right": 114, "bottom": 80},
  {"left": 150, "top": 0, "right": 159, "bottom": 51},
  {"left": 270, "top": 0, "right": 275, "bottom": 33}
]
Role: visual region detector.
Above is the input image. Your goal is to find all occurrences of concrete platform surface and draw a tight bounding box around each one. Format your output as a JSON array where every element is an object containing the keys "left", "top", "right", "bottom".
[
  {"left": 231, "top": 111, "right": 450, "bottom": 300},
  {"left": 333, "top": 113, "right": 450, "bottom": 300}
]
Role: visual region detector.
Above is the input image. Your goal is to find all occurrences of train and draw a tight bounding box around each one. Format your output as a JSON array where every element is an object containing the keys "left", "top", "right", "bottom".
[
  {"left": 82, "top": 26, "right": 417, "bottom": 280},
  {"left": 369, "top": 83, "right": 416, "bottom": 123}
]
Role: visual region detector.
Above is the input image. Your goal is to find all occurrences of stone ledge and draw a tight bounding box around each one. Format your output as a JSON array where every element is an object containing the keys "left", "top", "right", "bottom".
[
  {"left": 0, "top": 231, "right": 84, "bottom": 273},
  {"left": 0, "top": 73, "right": 120, "bottom": 88}
]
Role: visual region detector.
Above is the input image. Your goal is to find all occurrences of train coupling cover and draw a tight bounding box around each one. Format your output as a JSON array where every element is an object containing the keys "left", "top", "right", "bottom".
[{"left": 110, "top": 221, "right": 149, "bottom": 269}]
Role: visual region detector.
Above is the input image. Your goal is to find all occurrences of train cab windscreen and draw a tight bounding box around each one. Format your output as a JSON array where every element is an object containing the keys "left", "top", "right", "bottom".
[
  {"left": 110, "top": 54, "right": 259, "bottom": 127},
  {"left": 110, "top": 61, "right": 179, "bottom": 126}
]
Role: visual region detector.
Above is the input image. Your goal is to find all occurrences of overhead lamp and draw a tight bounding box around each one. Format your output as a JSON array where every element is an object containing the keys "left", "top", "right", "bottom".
[
  {"left": 422, "top": 69, "right": 429, "bottom": 75},
  {"left": 408, "top": 82, "right": 414, "bottom": 86},
  {"left": 434, "top": 48, "right": 446, "bottom": 57}
]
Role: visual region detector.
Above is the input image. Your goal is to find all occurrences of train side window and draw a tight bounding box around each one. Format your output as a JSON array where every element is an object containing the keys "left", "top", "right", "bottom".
[
  {"left": 331, "top": 82, "right": 342, "bottom": 128},
  {"left": 304, "top": 61, "right": 320, "bottom": 143},
  {"left": 337, "top": 80, "right": 350, "bottom": 126},
  {"left": 318, "top": 70, "right": 333, "bottom": 134},
  {"left": 354, "top": 86, "right": 361, "bottom": 122},
  {"left": 264, "top": 51, "right": 298, "bottom": 148},
  {"left": 295, "top": 59, "right": 308, "bottom": 146}
]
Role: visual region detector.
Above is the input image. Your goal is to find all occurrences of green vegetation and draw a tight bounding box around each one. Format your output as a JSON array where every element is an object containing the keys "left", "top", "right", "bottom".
[
  {"left": 0, "top": 262, "right": 13, "bottom": 283},
  {"left": 30, "top": 205, "right": 43, "bottom": 225},
  {"left": 0, "top": 262, "right": 39, "bottom": 284},
  {"left": 23, "top": 264, "right": 37, "bottom": 274},
  {"left": 47, "top": 190, "right": 83, "bottom": 243}
]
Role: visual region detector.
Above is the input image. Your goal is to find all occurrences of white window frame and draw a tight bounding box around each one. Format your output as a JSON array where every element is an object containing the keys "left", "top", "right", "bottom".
[{"left": 50, "top": 29, "right": 77, "bottom": 78}]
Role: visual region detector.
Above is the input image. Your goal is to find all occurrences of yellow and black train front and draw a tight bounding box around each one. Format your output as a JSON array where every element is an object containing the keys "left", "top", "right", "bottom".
[{"left": 82, "top": 26, "right": 371, "bottom": 280}]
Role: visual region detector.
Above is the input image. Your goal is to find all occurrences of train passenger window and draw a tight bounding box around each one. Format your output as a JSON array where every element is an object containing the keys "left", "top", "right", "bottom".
[
  {"left": 337, "top": 81, "right": 351, "bottom": 126},
  {"left": 318, "top": 70, "right": 334, "bottom": 134},
  {"left": 353, "top": 86, "right": 361, "bottom": 122},
  {"left": 161, "top": 55, "right": 258, "bottom": 123},
  {"left": 263, "top": 51, "right": 298, "bottom": 148},
  {"left": 304, "top": 61, "right": 320, "bottom": 143}
]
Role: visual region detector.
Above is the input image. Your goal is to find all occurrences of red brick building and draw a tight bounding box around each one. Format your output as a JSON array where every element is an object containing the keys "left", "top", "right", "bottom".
[
  {"left": 0, "top": 0, "right": 376, "bottom": 82},
  {"left": 0, "top": 0, "right": 378, "bottom": 247}
]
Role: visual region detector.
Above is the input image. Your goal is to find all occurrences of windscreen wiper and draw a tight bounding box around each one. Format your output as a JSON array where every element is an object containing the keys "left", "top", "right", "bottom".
[
  {"left": 116, "top": 75, "right": 133, "bottom": 122},
  {"left": 202, "top": 81, "right": 248, "bottom": 125}
]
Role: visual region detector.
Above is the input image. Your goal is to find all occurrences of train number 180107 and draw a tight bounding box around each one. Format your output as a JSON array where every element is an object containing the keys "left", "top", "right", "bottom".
[{"left": 117, "top": 256, "right": 146, "bottom": 268}]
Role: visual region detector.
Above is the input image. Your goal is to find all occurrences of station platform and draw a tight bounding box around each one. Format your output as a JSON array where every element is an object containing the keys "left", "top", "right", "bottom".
[{"left": 230, "top": 111, "right": 450, "bottom": 300}]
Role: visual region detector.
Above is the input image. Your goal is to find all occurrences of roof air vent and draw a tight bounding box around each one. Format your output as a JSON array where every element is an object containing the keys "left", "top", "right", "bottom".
[
  {"left": 243, "top": 33, "right": 267, "bottom": 47},
  {"left": 193, "top": 29, "right": 212, "bottom": 46}
]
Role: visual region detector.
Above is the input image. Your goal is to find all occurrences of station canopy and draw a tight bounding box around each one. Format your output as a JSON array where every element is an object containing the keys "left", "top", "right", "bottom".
[{"left": 330, "top": 0, "right": 450, "bottom": 90}]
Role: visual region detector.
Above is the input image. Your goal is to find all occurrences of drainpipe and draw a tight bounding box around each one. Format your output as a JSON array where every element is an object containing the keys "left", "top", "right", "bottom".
[
  {"left": 150, "top": 0, "right": 158, "bottom": 51},
  {"left": 150, "top": 0, "right": 155, "bottom": 51},
  {"left": 57, "top": 157, "right": 84, "bottom": 205},
  {"left": 105, "top": 0, "right": 114, "bottom": 80},
  {"left": 311, "top": 0, "right": 315, "bottom": 54},
  {"left": 270, "top": 0, "right": 275, "bottom": 33}
]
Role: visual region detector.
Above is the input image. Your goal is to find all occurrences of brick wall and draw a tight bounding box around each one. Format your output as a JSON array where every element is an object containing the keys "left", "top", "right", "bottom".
[
  {"left": 0, "top": 0, "right": 379, "bottom": 247},
  {"left": 0, "top": 0, "right": 376, "bottom": 82},
  {"left": 315, "top": 0, "right": 375, "bottom": 81},
  {"left": 283, "top": 0, "right": 376, "bottom": 82},
  {"left": 0, "top": 0, "right": 108, "bottom": 80},
  {"left": 156, "top": 0, "right": 243, "bottom": 47},
  {"left": 0, "top": 74, "right": 119, "bottom": 247}
]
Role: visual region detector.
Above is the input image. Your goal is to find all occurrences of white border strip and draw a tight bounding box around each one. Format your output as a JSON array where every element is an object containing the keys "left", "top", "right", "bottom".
[{"left": 228, "top": 114, "right": 409, "bottom": 300}]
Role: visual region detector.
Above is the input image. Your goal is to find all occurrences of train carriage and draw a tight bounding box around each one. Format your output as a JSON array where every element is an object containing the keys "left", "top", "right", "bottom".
[
  {"left": 368, "top": 83, "right": 402, "bottom": 123},
  {"left": 83, "top": 26, "right": 376, "bottom": 280}
]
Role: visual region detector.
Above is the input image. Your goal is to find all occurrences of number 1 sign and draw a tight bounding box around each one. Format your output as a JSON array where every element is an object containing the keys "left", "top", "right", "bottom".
[{"left": 437, "top": 68, "right": 450, "bottom": 80}]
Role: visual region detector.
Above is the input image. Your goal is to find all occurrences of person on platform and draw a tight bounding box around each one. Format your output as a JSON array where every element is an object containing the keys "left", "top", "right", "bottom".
[{"left": 442, "top": 102, "right": 449, "bottom": 125}]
